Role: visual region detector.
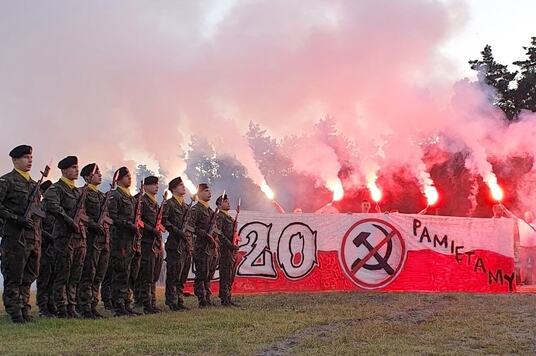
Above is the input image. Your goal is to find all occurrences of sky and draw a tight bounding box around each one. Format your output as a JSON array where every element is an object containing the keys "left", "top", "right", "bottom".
[
  {"left": 0, "top": 0, "right": 535, "bottom": 185},
  {"left": 440, "top": 0, "right": 536, "bottom": 77}
]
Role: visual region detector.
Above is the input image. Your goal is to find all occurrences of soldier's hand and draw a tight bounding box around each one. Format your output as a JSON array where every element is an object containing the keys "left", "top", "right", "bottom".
[
  {"left": 65, "top": 217, "right": 78, "bottom": 232},
  {"left": 95, "top": 225, "right": 106, "bottom": 235},
  {"left": 17, "top": 216, "right": 34, "bottom": 230},
  {"left": 128, "top": 223, "right": 139, "bottom": 233},
  {"left": 232, "top": 244, "right": 240, "bottom": 252}
]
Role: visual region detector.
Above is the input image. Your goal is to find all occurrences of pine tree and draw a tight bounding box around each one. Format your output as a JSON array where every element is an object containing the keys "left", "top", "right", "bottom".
[
  {"left": 469, "top": 45, "right": 518, "bottom": 120},
  {"left": 513, "top": 37, "right": 536, "bottom": 113},
  {"left": 184, "top": 135, "right": 219, "bottom": 185}
]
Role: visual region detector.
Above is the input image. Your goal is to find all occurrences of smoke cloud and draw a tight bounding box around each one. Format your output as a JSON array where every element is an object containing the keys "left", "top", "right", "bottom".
[{"left": 2, "top": 0, "right": 536, "bottom": 215}]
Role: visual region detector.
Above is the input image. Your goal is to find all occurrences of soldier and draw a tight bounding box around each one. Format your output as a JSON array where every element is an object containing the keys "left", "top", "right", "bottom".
[
  {"left": 101, "top": 258, "right": 113, "bottom": 310},
  {"left": 216, "top": 195, "right": 240, "bottom": 307},
  {"left": 205, "top": 213, "right": 221, "bottom": 306},
  {"left": 77, "top": 164, "right": 110, "bottom": 319},
  {"left": 36, "top": 180, "right": 56, "bottom": 317},
  {"left": 191, "top": 183, "right": 219, "bottom": 308},
  {"left": 163, "top": 177, "right": 193, "bottom": 311},
  {"left": 0, "top": 145, "right": 43, "bottom": 323},
  {"left": 138, "top": 176, "right": 164, "bottom": 314},
  {"left": 108, "top": 167, "right": 141, "bottom": 317},
  {"left": 44, "top": 156, "right": 87, "bottom": 318}
]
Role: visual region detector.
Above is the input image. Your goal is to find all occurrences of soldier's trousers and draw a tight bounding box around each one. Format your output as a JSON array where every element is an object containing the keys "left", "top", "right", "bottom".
[
  {"left": 193, "top": 245, "right": 210, "bottom": 301},
  {"left": 218, "top": 249, "right": 235, "bottom": 301},
  {"left": 111, "top": 241, "right": 139, "bottom": 308},
  {"left": 36, "top": 237, "right": 55, "bottom": 311},
  {"left": 129, "top": 251, "right": 141, "bottom": 305},
  {"left": 205, "top": 247, "right": 220, "bottom": 299},
  {"left": 0, "top": 235, "right": 40, "bottom": 317},
  {"left": 165, "top": 248, "right": 191, "bottom": 306},
  {"left": 53, "top": 236, "right": 86, "bottom": 309},
  {"left": 78, "top": 236, "right": 110, "bottom": 312},
  {"left": 101, "top": 263, "right": 113, "bottom": 306},
  {"left": 139, "top": 242, "right": 163, "bottom": 307}
]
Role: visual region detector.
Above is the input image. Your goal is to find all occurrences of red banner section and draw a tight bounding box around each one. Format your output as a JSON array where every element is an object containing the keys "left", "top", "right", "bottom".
[{"left": 185, "top": 212, "right": 516, "bottom": 293}]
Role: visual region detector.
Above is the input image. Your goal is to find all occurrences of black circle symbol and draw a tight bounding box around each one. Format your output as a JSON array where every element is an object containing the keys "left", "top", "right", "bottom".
[{"left": 340, "top": 218, "right": 406, "bottom": 289}]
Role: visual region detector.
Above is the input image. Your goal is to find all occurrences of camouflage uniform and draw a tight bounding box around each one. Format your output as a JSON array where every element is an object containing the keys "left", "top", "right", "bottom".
[
  {"left": 108, "top": 187, "right": 139, "bottom": 314},
  {"left": 0, "top": 170, "right": 42, "bottom": 322},
  {"left": 163, "top": 196, "right": 193, "bottom": 309},
  {"left": 44, "top": 178, "right": 87, "bottom": 316},
  {"left": 100, "top": 261, "right": 113, "bottom": 309},
  {"left": 191, "top": 201, "right": 220, "bottom": 305},
  {"left": 77, "top": 186, "right": 110, "bottom": 316},
  {"left": 138, "top": 194, "right": 164, "bottom": 312},
  {"left": 36, "top": 212, "right": 56, "bottom": 315},
  {"left": 218, "top": 210, "right": 237, "bottom": 304}
]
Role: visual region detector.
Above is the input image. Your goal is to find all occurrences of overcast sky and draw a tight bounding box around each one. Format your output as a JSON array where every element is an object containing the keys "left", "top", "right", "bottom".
[{"left": 440, "top": 0, "right": 536, "bottom": 77}]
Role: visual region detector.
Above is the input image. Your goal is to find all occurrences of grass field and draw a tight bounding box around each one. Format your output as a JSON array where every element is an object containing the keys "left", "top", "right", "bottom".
[{"left": 0, "top": 291, "right": 535, "bottom": 355}]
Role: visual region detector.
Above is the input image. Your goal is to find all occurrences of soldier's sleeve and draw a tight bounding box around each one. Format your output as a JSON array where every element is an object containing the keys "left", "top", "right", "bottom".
[
  {"left": 162, "top": 203, "right": 179, "bottom": 236},
  {"left": 192, "top": 206, "right": 207, "bottom": 239},
  {"left": 44, "top": 185, "right": 75, "bottom": 226},
  {"left": 0, "top": 176, "right": 18, "bottom": 222},
  {"left": 141, "top": 200, "right": 157, "bottom": 234},
  {"left": 85, "top": 196, "right": 100, "bottom": 230},
  {"left": 220, "top": 219, "right": 235, "bottom": 249},
  {"left": 108, "top": 193, "right": 128, "bottom": 228}
]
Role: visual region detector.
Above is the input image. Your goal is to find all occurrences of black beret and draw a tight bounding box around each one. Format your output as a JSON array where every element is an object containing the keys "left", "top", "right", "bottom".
[
  {"left": 9, "top": 145, "right": 32, "bottom": 158},
  {"left": 57, "top": 156, "right": 78, "bottom": 169},
  {"left": 197, "top": 183, "right": 209, "bottom": 193},
  {"left": 144, "top": 176, "right": 158, "bottom": 185},
  {"left": 80, "top": 163, "right": 98, "bottom": 178},
  {"left": 116, "top": 166, "right": 130, "bottom": 180},
  {"left": 168, "top": 177, "right": 183, "bottom": 190},
  {"left": 216, "top": 194, "right": 229, "bottom": 206},
  {"left": 40, "top": 180, "right": 52, "bottom": 193}
]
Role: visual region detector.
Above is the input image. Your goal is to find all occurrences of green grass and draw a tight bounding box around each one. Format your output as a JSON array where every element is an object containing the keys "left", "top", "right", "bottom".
[{"left": 0, "top": 291, "right": 534, "bottom": 355}]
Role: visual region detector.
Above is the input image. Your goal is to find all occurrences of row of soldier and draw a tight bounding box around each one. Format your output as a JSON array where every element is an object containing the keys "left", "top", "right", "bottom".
[{"left": 0, "top": 145, "right": 241, "bottom": 324}]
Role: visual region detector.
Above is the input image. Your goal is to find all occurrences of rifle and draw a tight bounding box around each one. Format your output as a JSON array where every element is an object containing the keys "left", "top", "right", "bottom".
[
  {"left": 96, "top": 171, "right": 118, "bottom": 244},
  {"left": 204, "top": 190, "right": 225, "bottom": 255},
  {"left": 152, "top": 190, "right": 168, "bottom": 253},
  {"left": 155, "top": 190, "right": 168, "bottom": 233},
  {"left": 72, "top": 165, "right": 97, "bottom": 239},
  {"left": 132, "top": 181, "right": 145, "bottom": 251},
  {"left": 231, "top": 198, "right": 242, "bottom": 282},
  {"left": 18, "top": 164, "right": 51, "bottom": 246},
  {"left": 232, "top": 198, "right": 241, "bottom": 246},
  {"left": 180, "top": 197, "right": 195, "bottom": 235},
  {"left": 179, "top": 196, "right": 195, "bottom": 254}
]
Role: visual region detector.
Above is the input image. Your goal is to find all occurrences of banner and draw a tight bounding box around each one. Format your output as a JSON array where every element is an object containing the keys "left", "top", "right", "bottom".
[{"left": 186, "top": 212, "right": 516, "bottom": 293}]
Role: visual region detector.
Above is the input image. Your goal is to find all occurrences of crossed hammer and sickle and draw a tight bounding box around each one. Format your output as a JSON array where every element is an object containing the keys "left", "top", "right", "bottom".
[{"left": 350, "top": 224, "right": 396, "bottom": 275}]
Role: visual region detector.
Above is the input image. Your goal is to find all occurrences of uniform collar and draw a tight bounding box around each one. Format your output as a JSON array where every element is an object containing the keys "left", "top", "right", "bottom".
[
  {"left": 198, "top": 200, "right": 210, "bottom": 208},
  {"left": 14, "top": 168, "right": 31, "bottom": 182},
  {"left": 145, "top": 192, "right": 157, "bottom": 204},
  {"left": 118, "top": 185, "right": 132, "bottom": 197},
  {"left": 88, "top": 184, "right": 99, "bottom": 192},
  {"left": 60, "top": 176, "right": 76, "bottom": 190},
  {"left": 173, "top": 194, "right": 185, "bottom": 206},
  {"left": 220, "top": 209, "right": 231, "bottom": 217}
]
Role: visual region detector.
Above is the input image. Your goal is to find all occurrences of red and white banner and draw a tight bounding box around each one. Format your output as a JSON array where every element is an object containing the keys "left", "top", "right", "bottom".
[{"left": 187, "top": 212, "right": 516, "bottom": 293}]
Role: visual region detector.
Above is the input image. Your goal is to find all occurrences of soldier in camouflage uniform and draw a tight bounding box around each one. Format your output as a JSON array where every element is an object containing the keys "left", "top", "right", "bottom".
[
  {"left": 0, "top": 145, "right": 43, "bottom": 323},
  {"left": 77, "top": 164, "right": 110, "bottom": 319},
  {"left": 191, "top": 183, "right": 220, "bottom": 308},
  {"left": 44, "top": 156, "right": 87, "bottom": 318},
  {"left": 163, "top": 177, "right": 193, "bottom": 311},
  {"left": 108, "top": 167, "right": 141, "bottom": 317},
  {"left": 36, "top": 180, "right": 56, "bottom": 317},
  {"left": 138, "top": 176, "right": 164, "bottom": 314},
  {"left": 101, "top": 260, "right": 113, "bottom": 310},
  {"left": 216, "top": 195, "right": 240, "bottom": 307}
]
